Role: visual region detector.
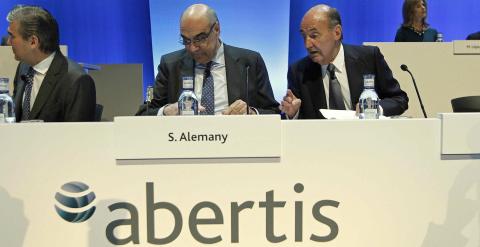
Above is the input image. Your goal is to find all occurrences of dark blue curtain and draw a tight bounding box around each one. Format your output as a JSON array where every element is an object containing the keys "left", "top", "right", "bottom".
[{"left": 1, "top": 0, "right": 154, "bottom": 94}]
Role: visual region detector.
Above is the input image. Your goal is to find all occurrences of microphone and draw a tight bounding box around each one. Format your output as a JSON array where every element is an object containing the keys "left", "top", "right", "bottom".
[
  {"left": 245, "top": 64, "right": 250, "bottom": 114},
  {"left": 400, "top": 64, "right": 427, "bottom": 118}
]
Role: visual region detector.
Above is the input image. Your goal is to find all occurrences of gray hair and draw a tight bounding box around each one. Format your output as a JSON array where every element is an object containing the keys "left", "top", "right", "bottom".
[
  {"left": 326, "top": 7, "right": 342, "bottom": 29},
  {"left": 7, "top": 5, "right": 59, "bottom": 53}
]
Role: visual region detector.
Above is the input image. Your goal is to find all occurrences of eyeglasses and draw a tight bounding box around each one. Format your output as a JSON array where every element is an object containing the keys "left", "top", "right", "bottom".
[{"left": 179, "top": 22, "right": 217, "bottom": 46}]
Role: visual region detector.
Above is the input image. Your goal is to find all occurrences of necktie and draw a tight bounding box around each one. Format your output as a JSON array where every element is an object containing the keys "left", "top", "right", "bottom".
[
  {"left": 201, "top": 61, "right": 215, "bottom": 115},
  {"left": 327, "top": 64, "right": 345, "bottom": 110},
  {"left": 22, "top": 67, "right": 35, "bottom": 121}
]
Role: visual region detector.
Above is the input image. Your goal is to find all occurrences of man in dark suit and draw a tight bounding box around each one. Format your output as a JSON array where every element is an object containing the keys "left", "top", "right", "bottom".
[
  {"left": 7, "top": 5, "right": 96, "bottom": 122},
  {"left": 281, "top": 4, "right": 408, "bottom": 119},
  {"left": 137, "top": 4, "right": 278, "bottom": 116}
]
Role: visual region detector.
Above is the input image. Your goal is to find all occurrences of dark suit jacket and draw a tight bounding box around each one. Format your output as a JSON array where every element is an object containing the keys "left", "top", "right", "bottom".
[
  {"left": 288, "top": 44, "right": 408, "bottom": 119},
  {"left": 13, "top": 52, "right": 96, "bottom": 122},
  {"left": 137, "top": 44, "right": 279, "bottom": 115}
]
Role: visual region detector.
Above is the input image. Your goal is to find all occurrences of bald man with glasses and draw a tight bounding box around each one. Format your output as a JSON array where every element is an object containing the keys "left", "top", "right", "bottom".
[{"left": 137, "top": 4, "right": 279, "bottom": 116}]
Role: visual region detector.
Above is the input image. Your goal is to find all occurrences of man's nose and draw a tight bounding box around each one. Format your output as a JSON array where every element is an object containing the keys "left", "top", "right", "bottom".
[
  {"left": 304, "top": 37, "right": 313, "bottom": 49},
  {"left": 186, "top": 43, "right": 200, "bottom": 53}
]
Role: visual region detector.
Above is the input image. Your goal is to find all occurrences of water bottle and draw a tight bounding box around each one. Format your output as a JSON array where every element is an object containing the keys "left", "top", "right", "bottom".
[
  {"left": 436, "top": 32, "right": 444, "bottom": 42},
  {"left": 0, "top": 78, "right": 16, "bottom": 123},
  {"left": 359, "top": 74, "right": 380, "bottom": 119},
  {"left": 178, "top": 76, "right": 198, "bottom": 115}
]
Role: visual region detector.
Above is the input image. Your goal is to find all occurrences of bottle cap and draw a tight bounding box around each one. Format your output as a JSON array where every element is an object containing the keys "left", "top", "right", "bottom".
[
  {"left": 0, "top": 78, "right": 9, "bottom": 91},
  {"left": 182, "top": 76, "right": 194, "bottom": 89}
]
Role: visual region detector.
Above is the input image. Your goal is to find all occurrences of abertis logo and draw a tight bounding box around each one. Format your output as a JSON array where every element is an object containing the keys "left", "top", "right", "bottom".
[{"left": 54, "top": 181, "right": 96, "bottom": 223}]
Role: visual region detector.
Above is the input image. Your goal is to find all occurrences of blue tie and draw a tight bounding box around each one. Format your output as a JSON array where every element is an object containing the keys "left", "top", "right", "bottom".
[
  {"left": 201, "top": 62, "right": 215, "bottom": 115},
  {"left": 22, "top": 67, "right": 35, "bottom": 121}
]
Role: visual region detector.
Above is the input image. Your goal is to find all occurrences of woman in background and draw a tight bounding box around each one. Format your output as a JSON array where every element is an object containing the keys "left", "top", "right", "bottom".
[{"left": 395, "top": 0, "right": 439, "bottom": 42}]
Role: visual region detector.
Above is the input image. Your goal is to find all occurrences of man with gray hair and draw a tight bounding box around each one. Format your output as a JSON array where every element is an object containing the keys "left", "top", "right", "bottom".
[
  {"left": 7, "top": 5, "right": 96, "bottom": 122},
  {"left": 137, "top": 3, "right": 279, "bottom": 116},
  {"left": 281, "top": 4, "right": 408, "bottom": 119}
]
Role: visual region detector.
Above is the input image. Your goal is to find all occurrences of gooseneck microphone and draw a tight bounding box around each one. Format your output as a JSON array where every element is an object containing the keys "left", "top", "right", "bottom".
[
  {"left": 245, "top": 65, "right": 250, "bottom": 114},
  {"left": 400, "top": 64, "right": 427, "bottom": 118}
]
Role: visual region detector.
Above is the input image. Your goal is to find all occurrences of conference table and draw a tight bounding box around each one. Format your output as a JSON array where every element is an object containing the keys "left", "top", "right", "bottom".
[{"left": 0, "top": 114, "right": 479, "bottom": 246}]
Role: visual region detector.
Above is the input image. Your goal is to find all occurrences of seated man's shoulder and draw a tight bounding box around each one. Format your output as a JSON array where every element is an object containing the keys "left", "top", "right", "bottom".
[
  {"left": 66, "top": 58, "right": 85, "bottom": 75},
  {"left": 225, "top": 44, "right": 261, "bottom": 58},
  {"left": 347, "top": 44, "right": 376, "bottom": 53},
  {"left": 345, "top": 44, "right": 381, "bottom": 60},
  {"left": 162, "top": 48, "right": 189, "bottom": 62},
  {"left": 290, "top": 56, "right": 314, "bottom": 71},
  {"left": 64, "top": 58, "right": 94, "bottom": 85}
]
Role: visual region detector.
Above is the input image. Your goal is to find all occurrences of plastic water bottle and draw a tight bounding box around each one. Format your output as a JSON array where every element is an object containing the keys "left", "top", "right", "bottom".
[
  {"left": 359, "top": 74, "right": 380, "bottom": 119},
  {"left": 178, "top": 76, "right": 198, "bottom": 115},
  {"left": 0, "top": 78, "right": 15, "bottom": 123},
  {"left": 436, "top": 32, "right": 444, "bottom": 42}
]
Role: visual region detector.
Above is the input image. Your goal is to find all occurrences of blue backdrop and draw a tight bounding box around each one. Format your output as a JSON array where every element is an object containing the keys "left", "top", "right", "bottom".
[
  {"left": 1, "top": 0, "right": 479, "bottom": 100},
  {"left": 0, "top": 0, "right": 154, "bottom": 94},
  {"left": 288, "top": 0, "right": 480, "bottom": 63}
]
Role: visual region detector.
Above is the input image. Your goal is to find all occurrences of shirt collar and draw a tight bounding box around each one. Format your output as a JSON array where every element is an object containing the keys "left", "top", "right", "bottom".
[
  {"left": 212, "top": 41, "right": 225, "bottom": 66},
  {"left": 331, "top": 43, "right": 345, "bottom": 74},
  {"left": 33, "top": 52, "right": 56, "bottom": 75},
  {"left": 321, "top": 43, "right": 345, "bottom": 76}
]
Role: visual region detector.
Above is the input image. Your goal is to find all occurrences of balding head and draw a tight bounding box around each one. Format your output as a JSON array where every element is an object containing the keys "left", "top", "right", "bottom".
[
  {"left": 303, "top": 4, "right": 342, "bottom": 30},
  {"left": 181, "top": 4, "right": 218, "bottom": 26},
  {"left": 179, "top": 4, "right": 221, "bottom": 65}
]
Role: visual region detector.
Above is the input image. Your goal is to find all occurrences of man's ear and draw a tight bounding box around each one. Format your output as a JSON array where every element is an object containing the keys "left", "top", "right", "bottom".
[
  {"left": 29, "top": 35, "right": 40, "bottom": 49},
  {"left": 334, "top": 24, "right": 342, "bottom": 41}
]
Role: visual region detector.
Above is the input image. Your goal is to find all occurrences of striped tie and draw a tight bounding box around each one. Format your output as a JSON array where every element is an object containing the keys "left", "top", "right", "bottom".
[
  {"left": 21, "top": 67, "right": 35, "bottom": 121},
  {"left": 201, "top": 61, "right": 215, "bottom": 115}
]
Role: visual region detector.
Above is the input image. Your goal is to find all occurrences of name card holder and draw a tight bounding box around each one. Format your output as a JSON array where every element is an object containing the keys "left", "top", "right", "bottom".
[
  {"left": 453, "top": 40, "right": 480, "bottom": 55},
  {"left": 114, "top": 115, "right": 281, "bottom": 160}
]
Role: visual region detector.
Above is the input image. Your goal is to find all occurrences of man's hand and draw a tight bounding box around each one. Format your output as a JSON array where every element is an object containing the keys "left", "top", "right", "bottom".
[
  {"left": 163, "top": 103, "right": 179, "bottom": 116},
  {"left": 280, "top": 89, "right": 301, "bottom": 118},
  {"left": 223, "top": 99, "right": 256, "bottom": 115}
]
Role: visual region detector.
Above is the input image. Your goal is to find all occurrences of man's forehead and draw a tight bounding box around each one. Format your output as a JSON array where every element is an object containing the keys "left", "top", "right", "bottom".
[{"left": 180, "top": 22, "right": 210, "bottom": 36}]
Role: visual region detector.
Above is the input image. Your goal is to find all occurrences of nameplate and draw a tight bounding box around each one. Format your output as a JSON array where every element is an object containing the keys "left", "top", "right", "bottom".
[
  {"left": 113, "top": 115, "right": 281, "bottom": 160},
  {"left": 453, "top": 40, "right": 480, "bottom": 54}
]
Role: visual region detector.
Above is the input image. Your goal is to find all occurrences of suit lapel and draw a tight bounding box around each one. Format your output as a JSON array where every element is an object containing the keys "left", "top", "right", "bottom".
[
  {"left": 29, "top": 53, "right": 65, "bottom": 119},
  {"left": 304, "top": 59, "right": 326, "bottom": 115},
  {"left": 224, "top": 44, "right": 244, "bottom": 104},
  {"left": 14, "top": 64, "right": 28, "bottom": 120},
  {"left": 344, "top": 45, "right": 364, "bottom": 108}
]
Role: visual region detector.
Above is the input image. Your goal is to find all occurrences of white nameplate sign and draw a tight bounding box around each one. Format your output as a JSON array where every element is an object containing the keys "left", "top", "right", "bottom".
[
  {"left": 453, "top": 40, "right": 480, "bottom": 54},
  {"left": 114, "top": 115, "right": 281, "bottom": 160}
]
